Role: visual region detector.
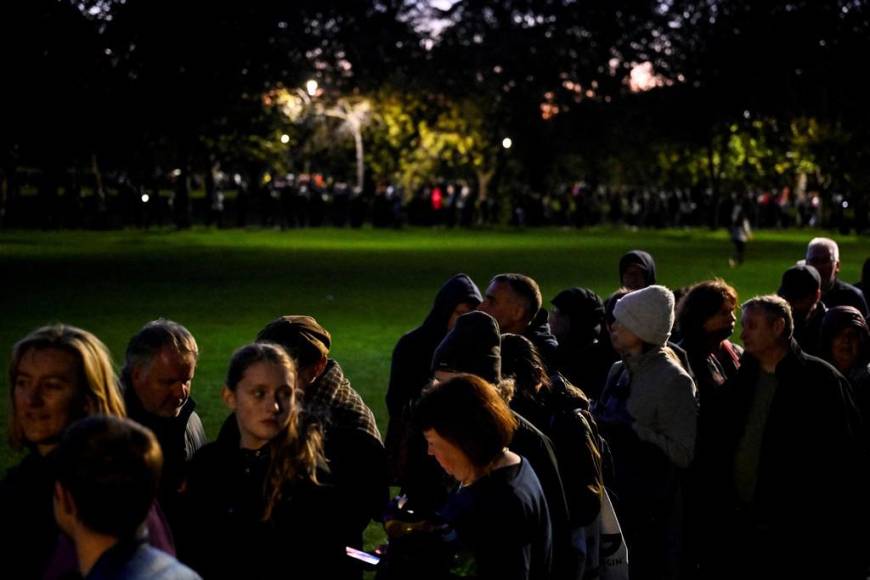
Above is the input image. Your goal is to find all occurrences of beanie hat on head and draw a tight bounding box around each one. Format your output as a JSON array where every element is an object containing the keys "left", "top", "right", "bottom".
[
  {"left": 613, "top": 285, "right": 674, "bottom": 346},
  {"left": 777, "top": 264, "right": 821, "bottom": 301},
  {"left": 432, "top": 311, "right": 501, "bottom": 384}
]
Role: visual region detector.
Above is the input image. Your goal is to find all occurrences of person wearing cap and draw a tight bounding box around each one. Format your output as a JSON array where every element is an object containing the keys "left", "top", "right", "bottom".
[
  {"left": 819, "top": 305, "right": 870, "bottom": 418},
  {"left": 427, "top": 311, "right": 573, "bottom": 580},
  {"left": 385, "top": 274, "right": 482, "bottom": 483},
  {"left": 700, "top": 295, "right": 865, "bottom": 579},
  {"left": 594, "top": 285, "right": 698, "bottom": 580},
  {"left": 618, "top": 250, "right": 657, "bottom": 291},
  {"left": 478, "top": 273, "right": 559, "bottom": 370},
  {"left": 549, "top": 287, "right": 611, "bottom": 399},
  {"left": 805, "top": 237, "right": 868, "bottom": 317},
  {"left": 777, "top": 263, "right": 826, "bottom": 355},
  {"left": 245, "top": 315, "right": 387, "bottom": 559}
]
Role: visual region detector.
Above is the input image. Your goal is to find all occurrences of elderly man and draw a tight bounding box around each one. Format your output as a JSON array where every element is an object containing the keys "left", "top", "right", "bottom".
[
  {"left": 701, "top": 295, "right": 865, "bottom": 579},
  {"left": 478, "top": 273, "right": 558, "bottom": 369},
  {"left": 805, "top": 237, "right": 868, "bottom": 317},
  {"left": 121, "top": 319, "right": 206, "bottom": 520}
]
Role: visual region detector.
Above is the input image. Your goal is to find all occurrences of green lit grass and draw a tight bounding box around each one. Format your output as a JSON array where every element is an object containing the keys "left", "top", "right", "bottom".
[{"left": 2, "top": 225, "right": 868, "bottom": 554}]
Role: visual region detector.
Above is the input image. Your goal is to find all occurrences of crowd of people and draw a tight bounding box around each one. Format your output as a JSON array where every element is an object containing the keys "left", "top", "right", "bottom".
[
  {"left": 2, "top": 236, "right": 869, "bottom": 579},
  {"left": 7, "top": 166, "right": 870, "bottom": 234}
]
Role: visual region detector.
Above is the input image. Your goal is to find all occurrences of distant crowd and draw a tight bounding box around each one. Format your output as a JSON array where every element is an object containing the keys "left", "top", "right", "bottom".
[
  {"left": 5, "top": 167, "right": 869, "bottom": 233},
  {"left": 2, "top": 236, "right": 869, "bottom": 579}
]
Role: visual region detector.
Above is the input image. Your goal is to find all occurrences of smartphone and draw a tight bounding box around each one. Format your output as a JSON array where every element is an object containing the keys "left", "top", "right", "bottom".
[{"left": 345, "top": 546, "right": 381, "bottom": 567}]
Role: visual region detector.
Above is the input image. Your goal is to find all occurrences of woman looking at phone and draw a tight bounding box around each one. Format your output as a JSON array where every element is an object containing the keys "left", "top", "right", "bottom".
[{"left": 415, "top": 373, "right": 553, "bottom": 580}]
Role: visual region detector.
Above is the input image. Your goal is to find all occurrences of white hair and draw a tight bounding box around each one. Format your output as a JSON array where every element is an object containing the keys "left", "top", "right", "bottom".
[{"left": 806, "top": 237, "right": 839, "bottom": 263}]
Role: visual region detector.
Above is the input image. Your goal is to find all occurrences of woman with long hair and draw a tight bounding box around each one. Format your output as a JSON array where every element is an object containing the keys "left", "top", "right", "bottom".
[
  {"left": 181, "top": 342, "right": 349, "bottom": 579},
  {"left": 2, "top": 324, "right": 174, "bottom": 579}
]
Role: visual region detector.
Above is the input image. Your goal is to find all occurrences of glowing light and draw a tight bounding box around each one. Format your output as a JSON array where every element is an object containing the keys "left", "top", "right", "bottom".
[
  {"left": 306, "top": 79, "right": 318, "bottom": 97},
  {"left": 502, "top": 137, "right": 513, "bottom": 149},
  {"left": 280, "top": 134, "right": 290, "bottom": 144},
  {"left": 141, "top": 194, "right": 150, "bottom": 203}
]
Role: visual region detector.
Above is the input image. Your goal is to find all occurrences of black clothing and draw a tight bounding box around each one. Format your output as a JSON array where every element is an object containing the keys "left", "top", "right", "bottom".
[
  {"left": 701, "top": 341, "right": 867, "bottom": 579},
  {"left": 181, "top": 434, "right": 349, "bottom": 580},
  {"left": 441, "top": 459, "right": 554, "bottom": 580},
  {"left": 618, "top": 250, "right": 657, "bottom": 287},
  {"left": 219, "top": 359, "right": 386, "bottom": 547},
  {"left": 0, "top": 452, "right": 58, "bottom": 579},
  {"left": 510, "top": 375, "right": 602, "bottom": 528},
  {"left": 524, "top": 309, "right": 559, "bottom": 371},
  {"left": 792, "top": 301, "right": 826, "bottom": 355},
  {"left": 125, "top": 389, "right": 207, "bottom": 525},
  {"left": 550, "top": 288, "right": 610, "bottom": 398},
  {"left": 432, "top": 311, "right": 502, "bottom": 384},
  {"left": 386, "top": 274, "right": 482, "bottom": 480},
  {"left": 823, "top": 278, "right": 868, "bottom": 318}
]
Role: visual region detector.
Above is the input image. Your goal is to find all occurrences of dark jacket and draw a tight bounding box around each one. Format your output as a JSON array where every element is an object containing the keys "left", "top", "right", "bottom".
[
  {"left": 524, "top": 309, "right": 559, "bottom": 372},
  {"left": 0, "top": 452, "right": 61, "bottom": 579},
  {"left": 181, "top": 432, "right": 350, "bottom": 580},
  {"left": 440, "top": 459, "right": 554, "bottom": 580},
  {"left": 618, "top": 250, "right": 657, "bottom": 287},
  {"left": 124, "top": 389, "right": 207, "bottom": 525},
  {"left": 218, "top": 359, "right": 387, "bottom": 543},
  {"left": 702, "top": 341, "right": 867, "bottom": 579},
  {"left": 86, "top": 540, "right": 199, "bottom": 580},
  {"left": 510, "top": 375, "right": 603, "bottom": 528},
  {"left": 793, "top": 301, "right": 827, "bottom": 355},
  {"left": 823, "top": 278, "right": 868, "bottom": 318},
  {"left": 386, "top": 274, "right": 481, "bottom": 483}
]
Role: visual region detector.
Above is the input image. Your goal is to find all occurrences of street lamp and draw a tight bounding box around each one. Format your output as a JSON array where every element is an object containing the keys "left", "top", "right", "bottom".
[
  {"left": 502, "top": 137, "right": 513, "bottom": 150},
  {"left": 306, "top": 79, "right": 319, "bottom": 97},
  {"left": 280, "top": 134, "right": 290, "bottom": 144}
]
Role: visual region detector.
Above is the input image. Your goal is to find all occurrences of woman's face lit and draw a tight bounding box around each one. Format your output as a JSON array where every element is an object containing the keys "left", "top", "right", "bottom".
[
  {"left": 224, "top": 361, "right": 294, "bottom": 450},
  {"left": 14, "top": 348, "right": 82, "bottom": 455}
]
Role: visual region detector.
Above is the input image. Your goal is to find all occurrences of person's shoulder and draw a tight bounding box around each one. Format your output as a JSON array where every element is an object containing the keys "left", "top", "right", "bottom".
[{"left": 124, "top": 544, "right": 202, "bottom": 580}]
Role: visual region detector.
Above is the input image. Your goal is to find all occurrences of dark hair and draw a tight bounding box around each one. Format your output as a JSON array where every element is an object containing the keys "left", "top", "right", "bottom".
[
  {"left": 256, "top": 315, "right": 330, "bottom": 370},
  {"left": 492, "top": 273, "right": 542, "bottom": 323},
  {"left": 55, "top": 416, "right": 162, "bottom": 538},
  {"left": 500, "top": 334, "right": 550, "bottom": 399},
  {"left": 677, "top": 279, "right": 738, "bottom": 345},
  {"left": 415, "top": 374, "right": 518, "bottom": 469},
  {"left": 225, "top": 343, "right": 324, "bottom": 520},
  {"left": 818, "top": 306, "right": 869, "bottom": 365},
  {"left": 121, "top": 319, "right": 198, "bottom": 388}
]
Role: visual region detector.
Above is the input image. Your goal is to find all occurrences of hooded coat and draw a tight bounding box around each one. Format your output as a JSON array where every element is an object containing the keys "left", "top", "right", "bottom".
[
  {"left": 524, "top": 309, "right": 560, "bottom": 372},
  {"left": 385, "top": 274, "right": 482, "bottom": 479},
  {"left": 618, "top": 250, "right": 657, "bottom": 288}
]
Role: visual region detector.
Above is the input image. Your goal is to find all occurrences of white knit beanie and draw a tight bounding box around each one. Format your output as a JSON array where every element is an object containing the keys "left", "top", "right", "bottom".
[{"left": 613, "top": 285, "right": 674, "bottom": 346}]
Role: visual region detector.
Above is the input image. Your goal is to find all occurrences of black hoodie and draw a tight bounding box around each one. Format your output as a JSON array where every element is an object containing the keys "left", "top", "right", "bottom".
[
  {"left": 385, "top": 274, "right": 482, "bottom": 479},
  {"left": 618, "top": 250, "right": 657, "bottom": 288}
]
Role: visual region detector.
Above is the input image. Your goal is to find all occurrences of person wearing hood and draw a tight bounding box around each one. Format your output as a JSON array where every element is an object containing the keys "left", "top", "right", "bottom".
[
  {"left": 819, "top": 305, "right": 870, "bottom": 418},
  {"left": 618, "top": 250, "right": 657, "bottom": 291},
  {"left": 478, "top": 273, "right": 559, "bottom": 370},
  {"left": 385, "top": 274, "right": 482, "bottom": 482},
  {"left": 594, "top": 285, "right": 698, "bottom": 580},
  {"left": 549, "top": 287, "right": 611, "bottom": 399},
  {"left": 777, "top": 264, "right": 826, "bottom": 355}
]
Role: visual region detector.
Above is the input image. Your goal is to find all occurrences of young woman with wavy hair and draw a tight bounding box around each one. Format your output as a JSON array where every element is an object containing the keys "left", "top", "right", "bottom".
[{"left": 181, "top": 342, "right": 352, "bottom": 579}]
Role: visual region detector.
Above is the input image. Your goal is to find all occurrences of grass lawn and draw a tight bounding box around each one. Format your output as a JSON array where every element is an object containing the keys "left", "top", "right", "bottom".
[{"left": 2, "top": 225, "right": 868, "bottom": 552}]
